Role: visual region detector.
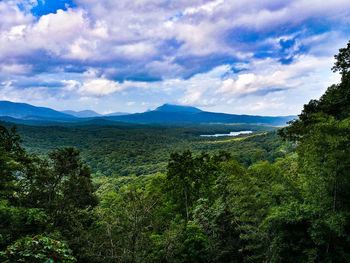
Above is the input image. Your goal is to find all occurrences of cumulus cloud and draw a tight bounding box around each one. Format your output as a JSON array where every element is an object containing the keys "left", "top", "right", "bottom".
[
  {"left": 1, "top": 0, "right": 346, "bottom": 77},
  {"left": 0, "top": 80, "right": 50, "bottom": 102},
  {"left": 0, "top": 63, "right": 32, "bottom": 75},
  {"left": 0, "top": 0, "right": 349, "bottom": 114},
  {"left": 0, "top": 1, "right": 34, "bottom": 30},
  {"left": 216, "top": 54, "right": 332, "bottom": 97},
  {"left": 62, "top": 80, "right": 81, "bottom": 91},
  {"left": 78, "top": 78, "right": 123, "bottom": 96}
]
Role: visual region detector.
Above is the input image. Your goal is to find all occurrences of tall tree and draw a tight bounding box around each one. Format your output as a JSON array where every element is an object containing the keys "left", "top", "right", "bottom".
[{"left": 276, "top": 40, "right": 350, "bottom": 262}]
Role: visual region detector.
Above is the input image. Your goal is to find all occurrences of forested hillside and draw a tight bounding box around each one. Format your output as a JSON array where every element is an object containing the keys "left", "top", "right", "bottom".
[
  {"left": 1, "top": 41, "right": 350, "bottom": 262},
  {"left": 0, "top": 122, "right": 286, "bottom": 176}
]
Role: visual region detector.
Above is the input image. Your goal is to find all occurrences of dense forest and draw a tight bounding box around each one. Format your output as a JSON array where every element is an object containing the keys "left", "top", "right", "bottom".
[
  {"left": 0, "top": 122, "right": 285, "bottom": 176},
  {"left": 1, "top": 41, "right": 350, "bottom": 262}
]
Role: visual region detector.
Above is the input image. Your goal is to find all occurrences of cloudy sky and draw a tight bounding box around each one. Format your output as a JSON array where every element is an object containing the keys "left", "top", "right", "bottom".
[{"left": 0, "top": 0, "right": 349, "bottom": 115}]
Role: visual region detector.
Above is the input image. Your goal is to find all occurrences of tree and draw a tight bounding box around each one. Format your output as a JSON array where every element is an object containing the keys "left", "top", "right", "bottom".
[
  {"left": 0, "top": 125, "right": 98, "bottom": 261},
  {"left": 46, "top": 147, "right": 98, "bottom": 261},
  {"left": 332, "top": 40, "right": 350, "bottom": 77},
  {"left": 276, "top": 40, "right": 350, "bottom": 262},
  {"left": 176, "top": 222, "right": 208, "bottom": 263},
  {"left": 89, "top": 175, "right": 161, "bottom": 263},
  {"left": 165, "top": 151, "right": 220, "bottom": 221},
  {"left": 0, "top": 126, "right": 26, "bottom": 203},
  {"left": 0, "top": 126, "right": 49, "bottom": 251},
  {"left": 1, "top": 235, "right": 76, "bottom": 263}
]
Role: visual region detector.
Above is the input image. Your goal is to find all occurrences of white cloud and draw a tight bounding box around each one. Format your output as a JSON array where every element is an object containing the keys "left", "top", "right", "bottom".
[
  {"left": 114, "top": 42, "right": 156, "bottom": 60},
  {"left": 0, "top": 80, "right": 49, "bottom": 102},
  {"left": 62, "top": 80, "right": 81, "bottom": 91},
  {"left": 0, "top": 0, "right": 349, "bottom": 115},
  {"left": 0, "top": 0, "right": 349, "bottom": 73},
  {"left": 216, "top": 53, "right": 338, "bottom": 97},
  {"left": 184, "top": 0, "right": 224, "bottom": 15},
  {"left": 0, "top": 1, "right": 34, "bottom": 30},
  {"left": 0, "top": 63, "right": 32, "bottom": 75},
  {"left": 79, "top": 78, "right": 122, "bottom": 96}
]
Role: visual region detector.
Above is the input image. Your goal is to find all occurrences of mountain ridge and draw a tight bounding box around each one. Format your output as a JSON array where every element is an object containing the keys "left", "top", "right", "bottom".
[
  {"left": 0, "top": 101, "right": 297, "bottom": 126},
  {"left": 154, "top": 104, "right": 202, "bottom": 113},
  {"left": 0, "top": 100, "right": 75, "bottom": 120},
  {"left": 62, "top": 110, "right": 102, "bottom": 118}
]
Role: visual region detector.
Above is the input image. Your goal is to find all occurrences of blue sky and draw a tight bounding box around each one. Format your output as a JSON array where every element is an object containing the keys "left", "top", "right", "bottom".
[{"left": 0, "top": 0, "right": 349, "bottom": 115}]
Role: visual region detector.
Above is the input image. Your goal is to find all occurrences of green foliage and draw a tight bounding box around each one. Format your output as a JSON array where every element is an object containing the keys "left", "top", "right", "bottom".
[
  {"left": 0, "top": 201, "right": 48, "bottom": 251},
  {"left": 332, "top": 40, "right": 350, "bottom": 77},
  {"left": 88, "top": 175, "right": 161, "bottom": 262},
  {"left": 0, "top": 125, "right": 26, "bottom": 202},
  {"left": 1, "top": 235, "right": 76, "bottom": 262},
  {"left": 3, "top": 122, "right": 282, "bottom": 176},
  {"left": 0, "top": 123, "right": 292, "bottom": 262},
  {"left": 165, "top": 151, "right": 219, "bottom": 220},
  {"left": 274, "top": 39, "right": 350, "bottom": 262},
  {"left": 262, "top": 202, "right": 317, "bottom": 263},
  {"left": 0, "top": 125, "right": 98, "bottom": 261},
  {"left": 176, "top": 222, "right": 208, "bottom": 263}
]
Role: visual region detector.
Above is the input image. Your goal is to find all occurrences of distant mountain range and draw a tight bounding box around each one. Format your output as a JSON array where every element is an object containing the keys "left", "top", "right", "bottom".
[
  {"left": 154, "top": 104, "right": 203, "bottom": 113},
  {"left": 104, "top": 112, "right": 130, "bottom": 117},
  {"left": 0, "top": 100, "right": 297, "bottom": 126},
  {"left": 0, "top": 101, "right": 75, "bottom": 120},
  {"left": 62, "top": 110, "right": 101, "bottom": 118},
  {"left": 105, "top": 104, "right": 295, "bottom": 125}
]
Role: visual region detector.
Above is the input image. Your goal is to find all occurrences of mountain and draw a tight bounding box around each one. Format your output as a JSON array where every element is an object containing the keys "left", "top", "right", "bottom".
[
  {"left": 62, "top": 110, "right": 101, "bottom": 118},
  {"left": 105, "top": 104, "right": 296, "bottom": 125},
  {"left": 104, "top": 112, "right": 130, "bottom": 116},
  {"left": 154, "top": 104, "right": 202, "bottom": 113},
  {"left": 0, "top": 101, "right": 75, "bottom": 120},
  {"left": 0, "top": 101, "right": 296, "bottom": 126}
]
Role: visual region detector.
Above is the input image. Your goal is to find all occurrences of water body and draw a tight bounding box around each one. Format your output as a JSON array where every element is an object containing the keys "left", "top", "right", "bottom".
[{"left": 200, "top": 131, "right": 253, "bottom": 137}]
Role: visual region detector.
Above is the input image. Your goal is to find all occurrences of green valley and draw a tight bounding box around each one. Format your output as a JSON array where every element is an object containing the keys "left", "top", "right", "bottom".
[{"left": 0, "top": 122, "right": 286, "bottom": 177}]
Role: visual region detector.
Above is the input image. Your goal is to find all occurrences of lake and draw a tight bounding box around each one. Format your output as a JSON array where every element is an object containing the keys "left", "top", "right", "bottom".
[{"left": 200, "top": 131, "right": 253, "bottom": 137}]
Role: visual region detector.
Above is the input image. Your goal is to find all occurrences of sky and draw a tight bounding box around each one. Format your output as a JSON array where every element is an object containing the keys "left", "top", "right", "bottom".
[{"left": 0, "top": 0, "right": 349, "bottom": 115}]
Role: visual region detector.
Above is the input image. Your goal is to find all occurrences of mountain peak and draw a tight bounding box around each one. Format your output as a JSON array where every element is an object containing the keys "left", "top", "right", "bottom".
[
  {"left": 62, "top": 110, "right": 101, "bottom": 118},
  {"left": 0, "top": 100, "right": 75, "bottom": 120},
  {"left": 154, "top": 104, "right": 202, "bottom": 113}
]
